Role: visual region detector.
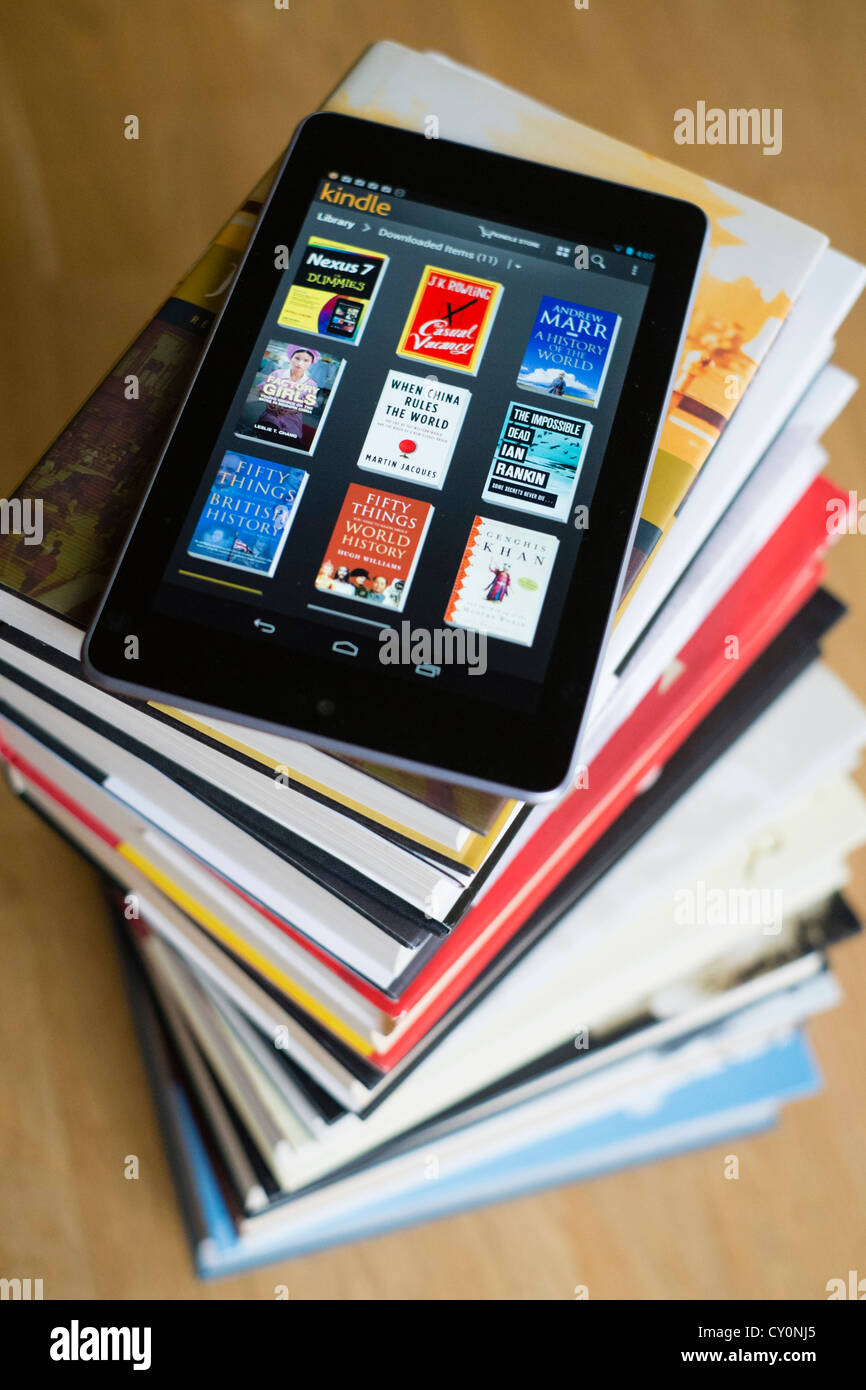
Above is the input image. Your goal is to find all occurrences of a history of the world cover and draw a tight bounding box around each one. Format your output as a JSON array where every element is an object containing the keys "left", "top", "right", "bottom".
[{"left": 516, "top": 296, "right": 621, "bottom": 408}]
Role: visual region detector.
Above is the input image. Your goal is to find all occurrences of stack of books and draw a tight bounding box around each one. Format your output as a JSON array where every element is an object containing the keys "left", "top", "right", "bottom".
[{"left": 2, "top": 44, "right": 865, "bottom": 1276}]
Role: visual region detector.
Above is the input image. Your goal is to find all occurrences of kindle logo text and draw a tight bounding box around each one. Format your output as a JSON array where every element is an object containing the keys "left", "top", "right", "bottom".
[
  {"left": 50, "top": 1320, "right": 152, "bottom": 1371},
  {"left": 318, "top": 182, "right": 392, "bottom": 217}
]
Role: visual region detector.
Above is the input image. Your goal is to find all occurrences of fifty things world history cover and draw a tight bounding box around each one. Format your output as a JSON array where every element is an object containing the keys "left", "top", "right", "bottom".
[{"left": 315, "top": 483, "right": 434, "bottom": 611}]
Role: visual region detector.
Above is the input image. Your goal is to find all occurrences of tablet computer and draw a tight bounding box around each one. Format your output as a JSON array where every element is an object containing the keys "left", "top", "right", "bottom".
[{"left": 84, "top": 112, "right": 707, "bottom": 799}]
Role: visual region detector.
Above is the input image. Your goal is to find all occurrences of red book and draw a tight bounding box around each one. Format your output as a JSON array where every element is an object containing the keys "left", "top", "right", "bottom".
[
  {"left": 365, "top": 472, "right": 841, "bottom": 1065},
  {"left": 0, "top": 476, "right": 844, "bottom": 1072},
  {"left": 396, "top": 265, "right": 502, "bottom": 376},
  {"left": 313, "top": 483, "right": 433, "bottom": 611}
]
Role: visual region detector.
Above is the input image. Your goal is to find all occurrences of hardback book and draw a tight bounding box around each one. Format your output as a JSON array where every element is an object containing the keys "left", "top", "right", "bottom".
[
  {"left": 177, "top": 664, "right": 866, "bottom": 1194},
  {"left": 111, "top": 881, "right": 835, "bottom": 1270},
  {"left": 585, "top": 363, "right": 856, "bottom": 759},
  {"left": 599, "top": 247, "right": 865, "bottom": 689},
  {"left": 6, "top": 585, "right": 850, "bottom": 1121}
]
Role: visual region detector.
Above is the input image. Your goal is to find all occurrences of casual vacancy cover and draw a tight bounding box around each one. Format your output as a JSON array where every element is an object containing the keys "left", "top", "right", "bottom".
[
  {"left": 234, "top": 340, "right": 344, "bottom": 455},
  {"left": 482, "top": 402, "right": 592, "bottom": 523},
  {"left": 517, "top": 297, "right": 621, "bottom": 408},
  {"left": 397, "top": 266, "right": 503, "bottom": 376},
  {"left": 356, "top": 370, "right": 472, "bottom": 489},
  {"left": 277, "top": 237, "right": 389, "bottom": 346},
  {"left": 187, "top": 450, "right": 308, "bottom": 578},
  {"left": 315, "top": 483, "right": 433, "bottom": 611},
  {"left": 0, "top": 45, "right": 826, "bottom": 630},
  {"left": 445, "top": 515, "right": 559, "bottom": 646}
]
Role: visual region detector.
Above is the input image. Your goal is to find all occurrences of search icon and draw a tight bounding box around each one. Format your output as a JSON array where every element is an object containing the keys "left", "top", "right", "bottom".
[{"left": 591, "top": 253, "right": 606, "bottom": 269}]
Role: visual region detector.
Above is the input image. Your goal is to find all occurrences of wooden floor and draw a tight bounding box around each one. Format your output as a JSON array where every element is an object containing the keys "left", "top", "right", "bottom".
[{"left": 1, "top": 0, "right": 864, "bottom": 1299}]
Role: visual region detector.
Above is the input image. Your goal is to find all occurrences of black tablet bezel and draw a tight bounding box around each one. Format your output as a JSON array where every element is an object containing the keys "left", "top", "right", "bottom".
[{"left": 83, "top": 111, "right": 707, "bottom": 798}]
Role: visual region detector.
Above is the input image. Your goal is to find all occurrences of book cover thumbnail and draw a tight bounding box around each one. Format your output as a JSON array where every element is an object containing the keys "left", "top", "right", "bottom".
[
  {"left": 187, "top": 450, "right": 308, "bottom": 578},
  {"left": 517, "top": 296, "right": 621, "bottom": 408},
  {"left": 445, "top": 515, "right": 559, "bottom": 646},
  {"left": 277, "top": 237, "right": 389, "bottom": 345},
  {"left": 315, "top": 483, "right": 434, "bottom": 612},
  {"left": 396, "top": 266, "right": 502, "bottom": 376},
  {"left": 235, "top": 340, "right": 345, "bottom": 455},
  {"left": 357, "top": 370, "right": 472, "bottom": 489},
  {"left": 482, "top": 401, "right": 592, "bottom": 523}
]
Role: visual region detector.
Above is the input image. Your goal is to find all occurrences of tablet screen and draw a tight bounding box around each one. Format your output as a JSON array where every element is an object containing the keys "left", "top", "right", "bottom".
[{"left": 154, "top": 169, "right": 654, "bottom": 707}]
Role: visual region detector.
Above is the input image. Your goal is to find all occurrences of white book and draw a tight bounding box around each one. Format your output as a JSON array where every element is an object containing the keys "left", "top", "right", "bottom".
[
  {"left": 0, "top": 701, "right": 436, "bottom": 993},
  {"left": 217, "top": 663, "right": 866, "bottom": 1182},
  {"left": 471, "top": 364, "right": 855, "bottom": 911},
  {"left": 356, "top": 370, "right": 472, "bottom": 489},
  {"left": 235, "top": 970, "right": 833, "bottom": 1246},
  {"left": 582, "top": 363, "right": 856, "bottom": 762},
  {"left": 593, "top": 246, "right": 866, "bottom": 706}
]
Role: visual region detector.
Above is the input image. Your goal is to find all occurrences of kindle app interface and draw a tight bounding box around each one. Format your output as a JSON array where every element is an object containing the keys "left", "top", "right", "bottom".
[{"left": 157, "top": 169, "right": 654, "bottom": 703}]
